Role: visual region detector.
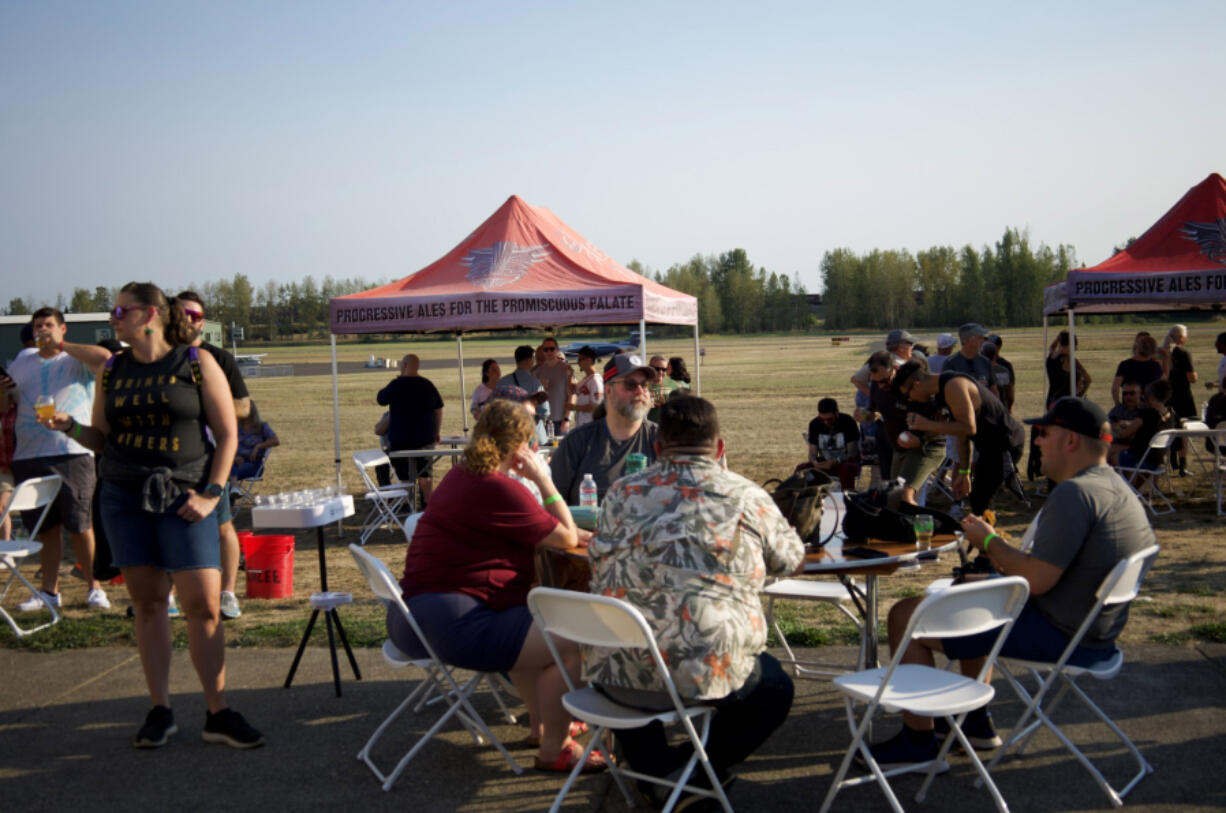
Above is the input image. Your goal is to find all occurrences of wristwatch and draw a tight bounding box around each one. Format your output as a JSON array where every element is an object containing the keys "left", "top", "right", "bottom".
[{"left": 202, "top": 483, "right": 224, "bottom": 499}]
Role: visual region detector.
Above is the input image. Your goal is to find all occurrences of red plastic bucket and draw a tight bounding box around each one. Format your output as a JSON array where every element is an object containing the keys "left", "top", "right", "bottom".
[{"left": 239, "top": 533, "right": 295, "bottom": 599}]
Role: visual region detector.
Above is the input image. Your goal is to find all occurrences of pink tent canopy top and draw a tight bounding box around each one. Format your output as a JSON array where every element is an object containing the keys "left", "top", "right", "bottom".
[{"left": 330, "top": 195, "right": 697, "bottom": 333}]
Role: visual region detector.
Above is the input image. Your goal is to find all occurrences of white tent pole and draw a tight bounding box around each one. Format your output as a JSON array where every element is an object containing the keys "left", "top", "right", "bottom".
[
  {"left": 457, "top": 332, "right": 468, "bottom": 434},
  {"left": 693, "top": 322, "right": 701, "bottom": 396},
  {"left": 1067, "top": 309, "right": 1077, "bottom": 396},
  {"left": 330, "top": 333, "right": 343, "bottom": 534},
  {"left": 639, "top": 318, "right": 647, "bottom": 358}
]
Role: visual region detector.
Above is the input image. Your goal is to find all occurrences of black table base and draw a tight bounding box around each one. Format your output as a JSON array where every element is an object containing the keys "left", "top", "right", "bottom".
[{"left": 283, "top": 525, "right": 362, "bottom": 696}]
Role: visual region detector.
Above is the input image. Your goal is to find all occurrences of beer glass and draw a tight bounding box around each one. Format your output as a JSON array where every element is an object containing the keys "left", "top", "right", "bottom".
[
  {"left": 913, "top": 514, "right": 934, "bottom": 552},
  {"left": 35, "top": 395, "right": 55, "bottom": 422}
]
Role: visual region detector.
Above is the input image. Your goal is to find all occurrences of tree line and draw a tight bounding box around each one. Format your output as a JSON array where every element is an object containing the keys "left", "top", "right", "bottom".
[{"left": 820, "top": 228, "right": 1079, "bottom": 330}]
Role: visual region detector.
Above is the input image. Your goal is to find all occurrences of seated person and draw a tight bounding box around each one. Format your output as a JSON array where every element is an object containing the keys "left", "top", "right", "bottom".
[
  {"left": 230, "top": 400, "right": 279, "bottom": 483},
  {"left": 1107, "top": 380, "right": 1142, "bottom": 460},
  {"left": 806, "top": 397, "right": 861, "bottom": 490},
  {"left": 870, "top": 397, "right": 1155, "bottom": 767},
  {"left": 550, "top": 355, "right": 659, "bottom": 505},
  {"left": 1111, "top": 378, "right": 1181, "bottom": 469},
  {"left": 587, "top": 396, "right": 804, "bottom": 796},
  {"left": 470, "top": 358, "right": 501, "bottom": 420},
  {"left": 392, "top": 399, "right": 602, "bottom": 773}
]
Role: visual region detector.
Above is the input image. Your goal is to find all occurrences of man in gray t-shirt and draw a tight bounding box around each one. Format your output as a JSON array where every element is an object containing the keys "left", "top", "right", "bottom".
[{"left": 867, "top": 398, "right": 1156, "bottom": 765}]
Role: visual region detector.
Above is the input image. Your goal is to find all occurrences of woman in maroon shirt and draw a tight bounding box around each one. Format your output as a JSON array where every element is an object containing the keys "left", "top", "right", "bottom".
[{"left": 392, "top": 399, "right": 604, "bottom": 773}]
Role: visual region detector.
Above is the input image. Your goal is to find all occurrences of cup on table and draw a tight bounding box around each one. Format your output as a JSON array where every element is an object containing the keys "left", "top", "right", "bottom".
[{"left": 913, "top": 514, "right": 934, "bottom": 553}]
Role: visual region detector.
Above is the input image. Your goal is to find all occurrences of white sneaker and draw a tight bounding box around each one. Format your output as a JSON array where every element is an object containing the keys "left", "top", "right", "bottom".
[
  {"left": 219, "top": 590, "right": 242, "bottom": 620},
  {"left": 18, "top": 590, "right": 61, "bottom": 612},
  {"left": 87, "top": 587, "right": 112, "bottom": 609},
  {"left": 167, "top": 594, "right": 180, "bottom": 618}
]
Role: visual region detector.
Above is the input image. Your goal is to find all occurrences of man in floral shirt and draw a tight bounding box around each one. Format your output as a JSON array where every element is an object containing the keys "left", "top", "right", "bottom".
[{"left": 586, "top": 395, "right": 804, "bottom": 792}]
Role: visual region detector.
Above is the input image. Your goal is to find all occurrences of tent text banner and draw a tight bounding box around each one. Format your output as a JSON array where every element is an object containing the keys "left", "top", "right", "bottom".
[{"left": 1067, "top": 268, "right": 1226, "bottom": 308}]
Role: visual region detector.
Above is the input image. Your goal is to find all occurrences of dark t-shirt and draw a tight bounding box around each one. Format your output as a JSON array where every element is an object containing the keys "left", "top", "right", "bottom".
[
  {"left": 101, "top": 346, "right": 211, "bottom": 485},
  {"left": 1031, "top": 464, "right": 1156, "bottom": 647},
  {"left": 1113, "top": 358, "right": 1162, "bottom": 390},
  {"left": 400, "top": 466, "right": 559, "bottom": 611},
  {"left": 1169, "top": 347, "right": 1196, "bottom": 417},
  {"left": 807, "top": 413, "right": 860, "bottom": 460},
  {"left": 943, "top": 352, "right": 992, "bottom": 384},
  {"left": 377, "top": 375, "right": 444, "bottom": 450},
  {"left": 200, "top": 341, "right": 249, "bottom": 399},
  {"left": 1128, "top": 406, "right": 1179, "bottom": 460},
  {"left": 549, "top": 418, "right": 658, "bottom": 505},
  {"left": 936, "top": 371, "right": 1025, "bottom": 450}
]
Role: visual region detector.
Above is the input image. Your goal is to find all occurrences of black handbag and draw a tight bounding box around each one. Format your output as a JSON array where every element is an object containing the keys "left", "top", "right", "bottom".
[
  {"left": 841, "top": 483, "right": 961, "bottom": 544},
  {"left": 764, "top": 468, "right": 835, "bottom": 548}
]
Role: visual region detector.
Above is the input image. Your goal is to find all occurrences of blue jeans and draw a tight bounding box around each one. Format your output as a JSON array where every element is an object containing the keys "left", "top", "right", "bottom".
[
  {"left": 99, "top": 480, "right": 221, "bottom": 573},
  {"left": 607, "top": 652, "right": 794, "bottom": 776}
]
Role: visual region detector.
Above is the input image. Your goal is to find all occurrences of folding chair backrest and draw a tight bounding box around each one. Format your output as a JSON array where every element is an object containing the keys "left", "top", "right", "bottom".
[
  {"left": 1148, "top": 430, "right": 1177, "bottom": 451},
  {"left": 353, "top": 449, "right": 389, "bottom": 489},
  {"left": 349, "top": 543, "right": 404, "bottom": 605},
  {"left": 2, "top": 475, "right": 63, "bottom": 540},
  {"left": 528, "top": 587, "right": 653, "bottom": 649},
  {"left": 906, "top": 577, "right": 1030, "bottom": 642},
  {"left": 1097, "top": 544, "right": 1160, "bottom": 607},
  {"left": 1181, "top": 420, "right": 1209, "bottom": 432}
]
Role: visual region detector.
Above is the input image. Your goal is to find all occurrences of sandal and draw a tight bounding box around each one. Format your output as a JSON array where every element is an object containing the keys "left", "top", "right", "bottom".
[
  {"left": 533, "top": 738, "right": 608, "bottom": 774},
  {"left": 517, "top": 720, "right": 588, "bottom": 749}
]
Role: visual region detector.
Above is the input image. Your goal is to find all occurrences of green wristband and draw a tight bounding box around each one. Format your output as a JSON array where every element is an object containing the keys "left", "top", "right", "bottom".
[
  {"left": 542, "top": 493, "right": 562, "bottom": 506},
  {"left": 70, "top": 420, "right": 83, "bottom": 440},
  {"left": 983, "top": 533, "right": 999, "bottom": 554},
  {"left": 958, "top": 468, "right": 971, "bottom": 474}
]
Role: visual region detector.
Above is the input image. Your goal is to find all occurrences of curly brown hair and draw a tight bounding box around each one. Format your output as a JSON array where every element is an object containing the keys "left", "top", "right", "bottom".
[
  {"left": 461, "top": 399, "right": 535, "bottom": 475},
  {"left": 120, "top": 282, "right": 194, "bottom": 346}
]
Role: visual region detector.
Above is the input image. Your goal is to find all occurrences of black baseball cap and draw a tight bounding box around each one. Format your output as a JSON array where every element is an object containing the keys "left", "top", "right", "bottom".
[
  {"left": 603, "top": 354, "right": 657, "bottom": 383},
  {"left": 1024, "top": 397, "right": 1112, "bottom": 443},
  {"left": 577, "top": 345, "right": 597, "bottom": 360}
]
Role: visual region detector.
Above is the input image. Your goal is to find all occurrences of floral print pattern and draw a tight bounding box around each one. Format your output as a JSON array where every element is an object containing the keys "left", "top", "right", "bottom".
[{"left": 585, "top": 454, "right": 804, "bottom": 700}]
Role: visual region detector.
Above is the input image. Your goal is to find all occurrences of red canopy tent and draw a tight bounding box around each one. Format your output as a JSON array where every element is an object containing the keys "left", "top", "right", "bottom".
[
  {"left": 324, "top": 196, "right": 700, "bottom": 485},
  {"left": 1043, "top": 172, "right": 1226, "bottom": 390}
]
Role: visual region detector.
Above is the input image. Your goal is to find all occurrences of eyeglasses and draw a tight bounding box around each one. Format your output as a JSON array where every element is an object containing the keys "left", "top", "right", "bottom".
[
  {"left": 618, "top": 379, "right": 649, "bottom": 392},
  {"left": 651, "top": 366, "right": 667, "bottom": 373},
  {"left": 184, "top": 309, "right": 205, "bottom": 323},
  {"left": 543, "top": 346, "right": 558, "bottom": 353},
  {"left": 110, "top": 304, "right": 150, "bottom": 320}
]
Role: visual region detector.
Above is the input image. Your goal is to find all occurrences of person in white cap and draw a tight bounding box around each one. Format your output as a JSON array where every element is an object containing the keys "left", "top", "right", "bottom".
[{"left": 927, "top": 333, "right": 957, "bottom": 374}]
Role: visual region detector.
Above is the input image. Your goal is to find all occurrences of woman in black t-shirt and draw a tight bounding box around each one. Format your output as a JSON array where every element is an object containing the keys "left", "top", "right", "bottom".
[
  {"left": 44, "top": 282, "right": 261, "bottom": 750},
  {"left": 1046, "top": 330, "right": 1091, "bottom": 408},
  {"left": 1162, "top": 324, "right": 1198, "bottom": 418},
  {"left": 1111, "top": 332, "right": 1163, "bottom": 406}
]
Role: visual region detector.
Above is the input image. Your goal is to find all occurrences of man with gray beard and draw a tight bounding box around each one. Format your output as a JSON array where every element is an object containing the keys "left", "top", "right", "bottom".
[{"left": 549, "top": 355, "right": 659, "bottom": 505}]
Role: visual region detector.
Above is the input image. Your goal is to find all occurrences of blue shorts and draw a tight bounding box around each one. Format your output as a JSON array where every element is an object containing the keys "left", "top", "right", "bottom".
[
  {"left": 396, "top": 592, "right": 532, "bottom": 673},
  {"left": 232, "top": 460, "right": 262, "bottom": 481},
  {"left": 1118, "top": 450, "right": 1161, "bottom": 471},
  {"left": 214, "top": 482, "right": 232, "bottom": 525},
  {"left": 942, "top": 601, "right": 1118, "bottom": 669},
  {"left": 99, "top": 480, "right": 221, "bottom": 573}
]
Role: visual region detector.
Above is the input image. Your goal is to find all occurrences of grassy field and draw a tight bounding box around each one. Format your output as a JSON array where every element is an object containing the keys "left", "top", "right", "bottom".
[{"left": 5, "top": 325, "right": 1225, "bottom": 651}]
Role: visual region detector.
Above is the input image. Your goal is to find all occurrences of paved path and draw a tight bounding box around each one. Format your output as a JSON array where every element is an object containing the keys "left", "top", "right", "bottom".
[{"left": 2, "top": 644, "right": 1224, "bottom": 811}]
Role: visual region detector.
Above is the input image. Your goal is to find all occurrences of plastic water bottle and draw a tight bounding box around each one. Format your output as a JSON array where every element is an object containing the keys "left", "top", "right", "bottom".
[{"left": 579, "top": 474, "right": 598, "bottom": 508}]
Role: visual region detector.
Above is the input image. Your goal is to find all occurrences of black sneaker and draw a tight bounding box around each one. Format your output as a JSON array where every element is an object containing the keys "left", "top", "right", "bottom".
[
  {"left": 856, "top": 728, "right": 950, "bottom": 775},
  {"left": 933, "top": 709, "right": 1002, "bottom": 750},
  {"left": 134, "top": 705, "right": 178, "bottom": 749},
  {"left": 202, "top": 708, "right": 265, "bottom": 749}
]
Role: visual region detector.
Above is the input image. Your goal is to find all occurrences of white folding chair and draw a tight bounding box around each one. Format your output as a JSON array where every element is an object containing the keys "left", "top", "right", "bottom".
[
  {"left": 527, "top": 587, "right": 734, "bottom": 813},
  {"left": 353, "top": 449, "right": 411, "bottom": 545},
  {"left": 1114, "top": 430, "right": 1177, "bottom": 515},
  {"left": 230, "top": 448, "right": 272, "bottom": 514},
  {"left": 348, "top": 544, "right": 522, "bottom": 791},
  {"left": 1177, "top": 420, "right": 1215, "bottom": 474},
  {"left": 0, "top": 475, "right": 64, "bottom": 638},
  {"left": 819, "top": 576, "right": 1030, "bottom": 813},
  {"left": 763, "top": 577, "right": 864, "bottom": 677},
  {"left": 984, "top": 544, "right": 1160, "bottom": 807}
]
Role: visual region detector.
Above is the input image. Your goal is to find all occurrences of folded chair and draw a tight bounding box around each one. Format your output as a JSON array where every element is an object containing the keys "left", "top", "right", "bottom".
[
  {"left": 819, "top": 576, "right": 1030, "bottom": 813},
  {"left": 527, "top": 586, "right": 734, "bottom": 813},
  {"left": 353, "top": 449, "right": 411, "bottom": 544},
  {"left": 230, "top": 448, "right": 272, "bottom": 515},
  {"left": 1114, "top": 430, "right": 1177, "bottom": 516},
  {"left": 983, "top": 544, "right": 1160, "bottom": 807},
  {"left": 0, "top": 475, "right": 64, "bottom": 638},
  {"left": 348, "top": 544, "right": 522, "bottom": 791}
]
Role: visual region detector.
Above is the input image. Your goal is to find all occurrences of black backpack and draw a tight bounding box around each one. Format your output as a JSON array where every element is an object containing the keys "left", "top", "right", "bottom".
[{"left": 842, "top": 481, "right": 961, "bottom": 544}]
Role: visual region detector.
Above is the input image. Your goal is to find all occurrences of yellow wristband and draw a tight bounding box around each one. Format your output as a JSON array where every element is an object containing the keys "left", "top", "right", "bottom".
[
  {"left": 542, "top": 493, "right": 562, "bottom": 506},
  {"left": 983, "top": 533, "right": 999, "bottom": 554}
]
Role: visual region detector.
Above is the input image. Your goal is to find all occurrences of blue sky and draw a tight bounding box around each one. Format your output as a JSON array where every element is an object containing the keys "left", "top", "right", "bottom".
[{"left": 2, "top": 1, "right": 1223, "bottom": 307}]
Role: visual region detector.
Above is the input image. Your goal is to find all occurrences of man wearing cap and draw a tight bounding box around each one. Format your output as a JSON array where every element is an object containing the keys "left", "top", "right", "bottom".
[
  {"left": 927, "top": 333, "right": 957, "bottom": 374},
  {"left": 549, "top": 355, "right": 658, "bottom": 505},
  {"left": 571, "top": 346, "right": 604, "bottom": 429},
  {"left": 943, "top": 323, "right": 994, "bottom": 387},
  {"left": 850, "top": 329, "right": 923, "bottom": 399},
  {"left": 893, "top": 360, "right": 1025, "bottom": 515},
  {"left": 868, "top": 397, "right": 1155, "bottom": 768}
]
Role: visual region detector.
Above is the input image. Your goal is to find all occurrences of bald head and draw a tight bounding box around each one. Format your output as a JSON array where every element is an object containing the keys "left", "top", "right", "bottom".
[{"left": 400, "top": 354, "right": 420, "bottom": 376}]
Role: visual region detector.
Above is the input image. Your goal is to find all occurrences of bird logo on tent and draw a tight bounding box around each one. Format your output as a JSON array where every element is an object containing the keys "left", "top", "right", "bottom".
[
  {"left": 1178, "top": 219, "right": 1226, "bottom": 265},
  {"left": 461, "top": 241, "right": 551, "bottom": 289}
]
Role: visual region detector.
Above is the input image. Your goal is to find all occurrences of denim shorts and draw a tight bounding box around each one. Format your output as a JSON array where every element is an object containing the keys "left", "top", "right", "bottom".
[
  {"left": 214, "top": 482, "right": 232, "bottom": 525},
  {"left": 942, "top": 600, "right": 1118, "bottom": 669},
  {"left": 399, "top": 592, "right": 532, "bottom": 673},
  {"left": 99, "top": 480, "right": 221, "bottom": 573}
]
